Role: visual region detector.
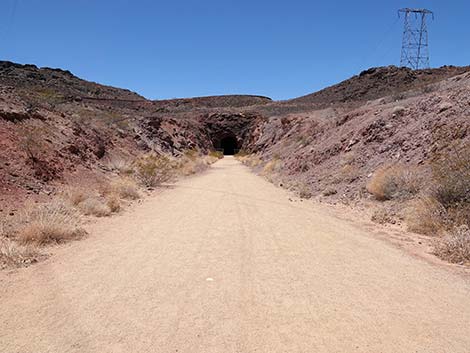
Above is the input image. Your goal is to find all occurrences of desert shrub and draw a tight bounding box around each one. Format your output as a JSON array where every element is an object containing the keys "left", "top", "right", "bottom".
[
  {"left": 391, "top": 92, "right": 406, "bottom": 101},
  {"left": 62, "top": 187, "right": 115, "bottom": 217},
  {"left": 78, "top": 198, "right": 111, "bottom": 217},
  {"left": 106, "top": 194, "right": 121, "bottom": 213},
  {"left": 330, "top": 154, "right": 359, "bottom": 184},
  {"left": 104, "top": 155, "right": 134, "bottom": 175},
  {"left": 392, "top": 106, "right": 406, "bottom": 117},
  {"left": 367, "top": 164, "right": 420, "bottom": 201},
  {"left": 431, "top": 146, "right": 470, "bottom": 208},
  {"left": 134, "top": 153, "right": 174, "bottom": 187},
  {"left": 247, "top": 157, "right": 262, "bottom": 168},
  {"left": 14, "top": 200, "right": 85, "bottom": 245},
  {"left": 203, "top": 155, "right": 220, "bottom": 165},
  {"left": 298, "top": 184, "right": 313, "bottom": 199},
  {"left": 340, "top": 152, "right": 356, "bottom": 166},
  {"left": 208, "top": 150, "right": 224, "bottom": 159},
  {"left": 175, "top": 151, "right": 221, "bottom": 176},
  {"left": 262, "top": 158, "right": 282, "bottom": 176},
  {"left": 62, "top": 188, "right": 88, "bottom": 206},
  {"left": 371, "top": 208, "right": 395, "bottom": 225},
  {"left": 338, "top": 164, "right": 360, "bottom": 183},
  {"left": 0, "top": 237, "right": 39, "bottom": 269},
  {"left": 183, "top": 149, "right": 200, "bottom": 161},
  {"left": 434, "top": 226, "right": 470, "bottom": 264},
  {"left": 405, "top": 145, "right": 470, "bottom": 238},
  {"left": 420, "top": 84, "right": 436, "bottom": 94},
  {"left": 406, "top": 196, "right": 448, "bottom": 235},
  {"left": 238, "top": 154, "right": 263, "bottom": 168},
  {"left": 17, "top": 121, "right": 47, "bottom": 162},
  {"left": 109, "top": 178, "right": 141, "bottom": 200},
  {"left": 35, "top": 88, "right": 65, "bottom": 106},
  {"left": 322, "top": 188, "right": 337, "bottom": 197},
  {"left": 180, "top": 158, "right": 209, "bottom": 176},
  {"left": 235, "top": 150, "right": 249, "bottom": 158},
  {"left": 297, "top": 136, "right": 310, "bottom": 146}
]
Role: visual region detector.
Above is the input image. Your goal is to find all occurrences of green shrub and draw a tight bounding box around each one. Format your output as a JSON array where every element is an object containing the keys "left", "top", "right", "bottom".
[{"left": 134, "top": 154, "right": 174, "bottom": 187}]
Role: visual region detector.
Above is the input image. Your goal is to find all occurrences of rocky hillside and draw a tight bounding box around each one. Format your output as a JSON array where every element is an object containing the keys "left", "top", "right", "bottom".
[
  {"left": 249, "top": 69, "right": 470, "bottom": 198},
  {"left": 249, "top": 65, "right": 470, "bottom": 117},
  {"left": 288, "top": 65, "right": 470, "bottom": 107},
  {"left": 0, "top": 62, "right": 271, "bottom": 213},
  {"left": 0, "top": 61, "right": 144, "bottom": 101},
  {"left": 1, "top": 61, "right": 469, "bottom": 223}
]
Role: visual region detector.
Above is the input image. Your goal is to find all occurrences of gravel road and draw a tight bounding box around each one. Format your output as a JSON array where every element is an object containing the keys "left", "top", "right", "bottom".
[{"left": 1, "top": 157, "right": 470, "bottom": 353}]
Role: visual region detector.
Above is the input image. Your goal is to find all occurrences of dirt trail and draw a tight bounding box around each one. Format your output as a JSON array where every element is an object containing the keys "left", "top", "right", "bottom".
[{"left": 1, "top": 157, "right": 470, "bottom": 353}]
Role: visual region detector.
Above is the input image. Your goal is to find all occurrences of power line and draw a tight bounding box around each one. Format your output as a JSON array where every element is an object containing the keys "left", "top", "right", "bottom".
[{"left": 398, "top": 8, "right": 434, "bottom": 70}]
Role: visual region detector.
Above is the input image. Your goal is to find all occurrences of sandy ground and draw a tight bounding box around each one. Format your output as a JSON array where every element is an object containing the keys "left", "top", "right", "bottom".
[{"left": 1, "top": 157, "right": 470, "bottom": 353}]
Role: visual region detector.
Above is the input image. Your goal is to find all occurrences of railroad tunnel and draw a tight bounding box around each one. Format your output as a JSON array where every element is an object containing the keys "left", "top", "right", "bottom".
[
  {"left": 213, "top": 133, "right": 239, "bottom": 155},
  {"left": 204, "top": 112, "right": 266, "bottom": 156}
]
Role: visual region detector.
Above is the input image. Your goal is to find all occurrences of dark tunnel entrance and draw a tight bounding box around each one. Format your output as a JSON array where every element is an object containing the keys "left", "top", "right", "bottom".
[{"left": 220, "top": 135, "right": 238, "bottom": 155}]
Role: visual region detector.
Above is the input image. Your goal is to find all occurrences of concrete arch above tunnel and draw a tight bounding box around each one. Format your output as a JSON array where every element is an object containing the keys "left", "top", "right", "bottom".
[{"left": 213, "top": 133, "right": 239, "bottom": 155}]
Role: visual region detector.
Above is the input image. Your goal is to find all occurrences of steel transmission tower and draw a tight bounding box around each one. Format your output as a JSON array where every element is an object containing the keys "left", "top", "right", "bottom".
[{"left": 398, "top": 8, "right": 434, "bottom": 69}]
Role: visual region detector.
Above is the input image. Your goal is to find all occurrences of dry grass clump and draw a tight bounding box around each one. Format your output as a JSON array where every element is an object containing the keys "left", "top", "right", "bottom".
[
  {"left": 105, "top": 150, "right": 215, "bottom": 190},
  {"left": 234, "top": 150, "right": 249, "bottom": 158},
  {"left": 183, "top": 149, "right": 200, "bottom": 160},
  {"left": 176, "top": 150, "right": 218, "bottom": 176},
  {"left": 322, "top": 188, "right": 337, "bottom": 197},
  {"left": 1, "top": 221, "right": 39, "bottom": 268},
  {"left": 431, "top": 146, "right": 470, "bottom": 213},
  {"left": 209, "top": 150, "right": 224, "bottom": 159},
  {"left": 391, "top": 105, "right": 406, "bottom": 117},
  {"left": 371, "top": 208, "right": 396, "bottom": 225},
  {"left": 180, "top": 158, "right": 209, "bottom": 176},
  {"left": 331, "top": 153, "right": 360, "bottom": 184},
  {"left": 108, "top": 178, "right": 141, "bottom": 200},
  {"left": 18, "top": 121, "right": 48, "bottom": 162},
  {"left": 103, "top": 155, "right": 134, "bottom": 175},
  {"left": 13, "top": 200, "right": 86, "bottom": 245},
  {"left": 62, "top": 188, "right": 89, "bottom": 206},
  {"left": 0, "top": 237, "right": 39, "bottom": 269},
  {"left": 336, "top": 164, "right": 360, "bottom": 183},
  {"left": 367, "top": 164, "right": 420, "bottom": 201},
  {"left": 262, "top": 158, "right": 283, "bottom": 183},
  {"left": 78, "top": 198, "right": 111, "bottom": 217},
  {"left": 134, "top": 153, "right": 174, "bottom": 187},
  {"left": 63, "top": 187, "right": 120, "bottom": 216},
  {"left": 237, "top": 154, "right": 263, "bottom": 168},
  {"left": 262, "top": 158, "right": 282, "bottom": 176},
  {"left": 434, "top": 226, "right": 470, "bottom": 264},
  {"left": 406, "top": 196, "right": 448, "bottom": 235},
  {"left": 204, "top": 154, "right": 221, "bottom": 165},
  {"left": 106, "top": 194, "right": 121, "bottom": 213},
  {"left": 405, "top": 144, "right": 470, "bottom": 263},
  {"left": 406, "top": 145, "right": 470, "bottom": 235},
  {"left": 298, "top": 184, "right": 313, "bottom": 199}
]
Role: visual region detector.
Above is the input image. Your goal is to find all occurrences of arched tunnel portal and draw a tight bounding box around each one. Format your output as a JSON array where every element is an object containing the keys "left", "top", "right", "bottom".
[
  {"left": 213, "top": 133, "right": 239, "bottom": 155},
  {"left": 204, "top": 112, "right": 267, "bottom": 156}
]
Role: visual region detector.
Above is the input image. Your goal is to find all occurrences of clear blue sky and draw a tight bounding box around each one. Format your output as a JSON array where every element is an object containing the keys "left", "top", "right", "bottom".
[{"left": 1, "top": 0, "right": 469, "bottom": 100}]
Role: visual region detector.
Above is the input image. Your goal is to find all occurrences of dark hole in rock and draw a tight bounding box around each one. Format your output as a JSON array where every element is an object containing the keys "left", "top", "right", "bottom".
[{"left": 220, "top": 135, "right": 238, "bottom": 155}]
